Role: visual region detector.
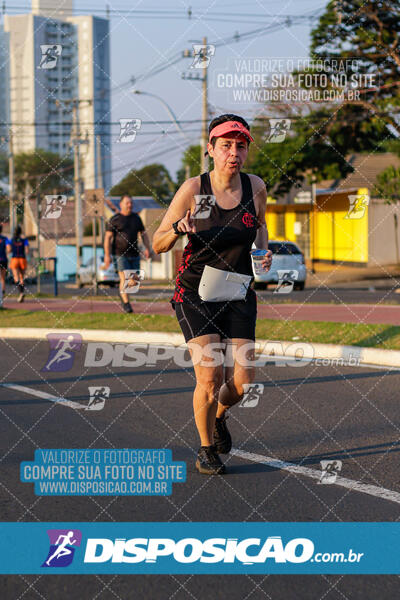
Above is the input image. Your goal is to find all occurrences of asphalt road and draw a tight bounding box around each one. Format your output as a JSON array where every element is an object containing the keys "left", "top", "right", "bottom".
[{"left": 0, "top": 339, "right": 400, "bottom": 598}]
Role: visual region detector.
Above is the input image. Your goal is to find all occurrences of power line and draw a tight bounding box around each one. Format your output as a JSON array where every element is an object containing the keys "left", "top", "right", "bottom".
[{"left": 4, "top": 5, "right": 325, "bottom": 19}]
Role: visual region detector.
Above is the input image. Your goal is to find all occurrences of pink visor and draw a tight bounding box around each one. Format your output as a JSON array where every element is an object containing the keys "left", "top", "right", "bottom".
[{"left": 208, "top": 120, "right": 254, "bottom": 143}]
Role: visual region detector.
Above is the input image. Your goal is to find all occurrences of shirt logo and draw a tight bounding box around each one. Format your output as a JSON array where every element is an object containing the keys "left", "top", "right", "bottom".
[
  {"left": 192, "top": 195, "right": 216, "bottom": 219},
  {"left": 242, "top": 212, "right": 254, "bottom": 227}
]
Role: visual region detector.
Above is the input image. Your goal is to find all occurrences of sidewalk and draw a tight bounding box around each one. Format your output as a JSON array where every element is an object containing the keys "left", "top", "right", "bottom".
[
  {"left": 3, "top": 297, "right": 400, "bottom": 325},
  {"left": 306, "top": 263, "right": 400, "bottom": 288}
]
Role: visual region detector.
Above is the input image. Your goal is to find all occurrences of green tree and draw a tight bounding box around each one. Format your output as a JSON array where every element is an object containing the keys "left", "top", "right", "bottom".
[
  {"left": 309, "top": 0, "right": 400, "bottom": 138},
  {"left": 176, "top": 145, "right": 215, "bottom": 187},
  {"left": 110, "top": 163, "right": 174, "bottom": 205},
  {"left": 374, "top": 165, "right": 400, "bottom": 202},
  {"left": 0, "top": 152, "right": 8, "bottom": 180},
  {"left": 247, "top": 111, "right": 353, "bottom": 196},
  {"left": 246, "top": 0, "right": 400, "bottom": 196},
  {"left": 176, "top": 145, "right": 201, "bottom": 186},
  {"left": 14, "top": 149, "right": 73, "bottom": 195}
]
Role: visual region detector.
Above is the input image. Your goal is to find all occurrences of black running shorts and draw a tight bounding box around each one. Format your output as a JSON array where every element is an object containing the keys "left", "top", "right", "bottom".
[{"left": 173, "top": 290, "right": 257, "bottom": 343}]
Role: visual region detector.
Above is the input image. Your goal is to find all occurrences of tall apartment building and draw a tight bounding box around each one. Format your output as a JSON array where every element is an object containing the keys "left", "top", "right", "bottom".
[
  {"left": 0, "top": 26, "right": 10, "bottom": 145},
  {"left": 2, "top": 0, "right": 111, "bottom": 192}
]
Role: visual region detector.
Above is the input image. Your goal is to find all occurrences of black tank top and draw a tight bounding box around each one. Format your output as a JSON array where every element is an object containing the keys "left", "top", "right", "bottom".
[{"left": 172, "top": 171, "right": 258, "bottom": 303}]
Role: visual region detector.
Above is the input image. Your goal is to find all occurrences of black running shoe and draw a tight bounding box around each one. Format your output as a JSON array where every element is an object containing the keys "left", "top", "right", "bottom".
[
  {"left": 17, "top": 283, "right": 25, "bottom": 303},
  {"left": 122, "top": 302, "right": 133, "bottom": 313},
  {"left": 213, "top": 414, "right": 232, "bottom": 454},
  {"left": 196, "top": 445, "right": 226, "bottom": 475}
]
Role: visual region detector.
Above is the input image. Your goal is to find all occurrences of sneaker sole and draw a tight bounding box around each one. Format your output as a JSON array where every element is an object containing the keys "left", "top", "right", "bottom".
[{"left": 195, "top": 459, "right": 226, "bottom": 475}]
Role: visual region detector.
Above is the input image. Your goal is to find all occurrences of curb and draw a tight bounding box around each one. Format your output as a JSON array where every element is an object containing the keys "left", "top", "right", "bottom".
[{"left": 1, "top": 327, "right": 400, "bottom": 369}]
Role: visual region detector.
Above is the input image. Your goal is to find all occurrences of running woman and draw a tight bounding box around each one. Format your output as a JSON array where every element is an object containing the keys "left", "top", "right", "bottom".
[
  {"left": 153, "top": 114, "right": 272, "bottom": 475},
  {"left": 0, "top": 225, "right": 9, "bottom": 308},
  {"left": 7, "top": 225, "right": 29, "bottom": 303}
]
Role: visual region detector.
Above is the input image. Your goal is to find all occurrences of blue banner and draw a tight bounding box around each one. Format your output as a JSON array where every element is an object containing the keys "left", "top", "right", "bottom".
[
  {"left": 20, "top": 449, "right": 186, "bottom": 496},
  {"left": 0, "top": 522, "right": 399, "bottom": 574}
]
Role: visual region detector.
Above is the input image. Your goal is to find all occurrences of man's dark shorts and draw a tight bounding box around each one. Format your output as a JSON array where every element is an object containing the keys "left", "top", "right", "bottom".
[
  {"left": 115, "top": 255, "right": 140, "bottom": 272},
  {"left": 173, "top": 289, "right": 257, "bottom": 343}
]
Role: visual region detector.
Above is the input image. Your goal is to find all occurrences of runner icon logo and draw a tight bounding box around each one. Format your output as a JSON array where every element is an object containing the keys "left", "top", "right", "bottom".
[
  {"left": 118, "top": 119, "right": 142, "bottom": 143},
  {"left": 42, "top": 529, "right": 82, "bottom": 567},
  {"left": 122, "top": 269, "right": 145, "bottom": 294},
  {"left": 192, "top": 195, "right": 216, "bottom": 219},
  {"left": 190, "top": 44, "right": 216, "bottom": 69},
  {"left": 318, "top": 460, "right": 342, "bottom": 484},
  {"left": 87, "top": 386, "right": 110, "bottom": 411},
  {"left": 42, "top": 195, "right": 67, "bottom": 219},
  {"left": 239, "top": 383, "right": 264, "bottom": 408},
  {"left": 345, "top": 194, "right": 369, "bottom": 219},
  {"left": 42, "top": 333, "right": 82, "bottom": 372},
  {"left": 38, "top": 45, "right": 62, "bottom": 69},
  {"left": 266, "top": 119, "right": 291, "bottom": 143},
  {"left": 274, "top": 270, "right": 298, "bottom": 294}
]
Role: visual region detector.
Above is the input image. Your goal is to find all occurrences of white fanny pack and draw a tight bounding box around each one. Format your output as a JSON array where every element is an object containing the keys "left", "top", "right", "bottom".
[{"left": 198, "top": 265, "right": 252, "bottom": 302}]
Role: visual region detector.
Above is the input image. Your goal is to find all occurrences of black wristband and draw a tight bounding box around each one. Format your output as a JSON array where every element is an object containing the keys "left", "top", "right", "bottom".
[{"left": 172, "top": 220, "right": 185, "bottom": 236}]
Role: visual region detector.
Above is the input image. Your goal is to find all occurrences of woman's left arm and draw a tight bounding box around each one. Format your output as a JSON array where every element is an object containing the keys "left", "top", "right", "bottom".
[{"left": 250, "top": 175, "right": 272, "bottom": 270}]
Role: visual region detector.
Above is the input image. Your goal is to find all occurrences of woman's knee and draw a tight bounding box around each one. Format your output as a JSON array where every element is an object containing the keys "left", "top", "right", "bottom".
[{"left": 196, "top": 369, "right": 224, "bottom": 399}]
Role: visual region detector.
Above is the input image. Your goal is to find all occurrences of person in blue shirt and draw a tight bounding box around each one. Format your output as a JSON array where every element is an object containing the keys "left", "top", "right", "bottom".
[
  {"left": 7, "top": 225, "right": 29, "bottom": 303},
  {"left": 0, "top": 224, "right": 10, "bottom": 308}
]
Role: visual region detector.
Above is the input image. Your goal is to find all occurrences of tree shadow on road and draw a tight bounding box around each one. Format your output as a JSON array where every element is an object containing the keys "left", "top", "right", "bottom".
[{"left": 290, "top": 440, "right": 400, "bottom": 465}]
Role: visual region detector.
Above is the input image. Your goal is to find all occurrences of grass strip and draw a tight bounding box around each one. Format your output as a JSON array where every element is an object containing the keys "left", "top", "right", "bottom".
[{"left": 1, "top": 310, "right": 399, "bottom": 350}]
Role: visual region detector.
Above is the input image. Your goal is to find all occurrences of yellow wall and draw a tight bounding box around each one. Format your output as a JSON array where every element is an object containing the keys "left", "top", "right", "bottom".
[
  {"left": 265, "top": 211, "right": 278, "bottom": 238},
  {"left": 284, "top": 212, "right": 297, "bottom": 242},
  {"left": 314, "top": 188, "right": 368, "bottom": 263},
  {"left": 266, "top": 188, "right": 369, "bottom": 264}
]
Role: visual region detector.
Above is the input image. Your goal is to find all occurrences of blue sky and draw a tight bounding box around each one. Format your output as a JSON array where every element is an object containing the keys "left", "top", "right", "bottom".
[{"left": 4, "top": 0, "right": 328, "bottom": 186}]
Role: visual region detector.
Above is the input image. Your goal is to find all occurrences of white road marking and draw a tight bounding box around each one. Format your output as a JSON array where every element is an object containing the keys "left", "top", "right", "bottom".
[
  {"left": 3, "top": 383, "right": 400, "bottom": 504},
  {"left": 232, "top": 448, "right": 400, "bottom": 505},
  {"left": 1, "top": 383, "right": 85, "bottom": 410}
]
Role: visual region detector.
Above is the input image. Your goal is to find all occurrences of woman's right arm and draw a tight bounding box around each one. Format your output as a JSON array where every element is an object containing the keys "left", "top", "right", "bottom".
[{"left": 152, "top": 177, "right": 198, "bottom": 254}]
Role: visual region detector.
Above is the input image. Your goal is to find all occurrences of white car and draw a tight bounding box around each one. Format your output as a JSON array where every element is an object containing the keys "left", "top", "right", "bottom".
[
  {"left": 251, "top": 240, "right": 307, "bottom": 290},
  {"left": 77, "top": 256, "right": 120, "bottom": 288}
]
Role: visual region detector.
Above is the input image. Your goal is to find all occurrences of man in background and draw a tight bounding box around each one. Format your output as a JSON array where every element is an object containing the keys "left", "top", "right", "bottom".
[{"left": 103, "top": 195, "right": 154, "bottom": 313}]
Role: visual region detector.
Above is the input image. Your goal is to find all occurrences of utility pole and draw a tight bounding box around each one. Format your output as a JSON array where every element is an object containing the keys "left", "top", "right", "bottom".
[
  {"left": 311, "top": 181, "right": 316, "bottom": 274},
  {"left": 96, "top": 135, "right": 105, "bottom": 245},
  {"left": 200, "top": 36, "right": 209, "bottom": 174},
  {"left": 96, "top": 135, "right": 103, "bottom": 189},
  {"left": 70, "top": 100, "right": 90, "bottom": 283},
  {"left": 182, "top": 36, "right": 210, "bottom": 174},
  {"left": 35, "top": 175, "right": 41, "bottom": 294},
  {"left": 71, "top": 101, "right": 83, "bottom": 281},
  {"left": 56, "top": 97, "right": 90, "bottom": 284},
  {"left": 8, "top": 129, "right": 16, "bottom": 234}
]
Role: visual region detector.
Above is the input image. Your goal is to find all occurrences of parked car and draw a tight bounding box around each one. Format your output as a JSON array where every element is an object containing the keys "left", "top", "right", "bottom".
[
  {"left": 77, "top": 256, "right": 120, "bottom": 288},
  {"left": 251, "top": 240, "right": 307, "bottom": 290}
]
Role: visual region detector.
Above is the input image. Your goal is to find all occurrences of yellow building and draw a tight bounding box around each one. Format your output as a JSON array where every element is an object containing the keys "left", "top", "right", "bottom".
[{"left": 266, "top": 153, "right": 400, "bottom": 267}]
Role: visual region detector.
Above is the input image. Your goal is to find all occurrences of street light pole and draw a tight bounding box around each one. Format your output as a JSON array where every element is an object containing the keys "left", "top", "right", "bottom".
[
  {"left": 132, "top": 90, "right": 190, "bottom": 142},
  {"left": 8, "top": 129, "right": 16, "bottom": 234},
  {"left": 182, "top": 37, "right": 209, "bottom": 174}
]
